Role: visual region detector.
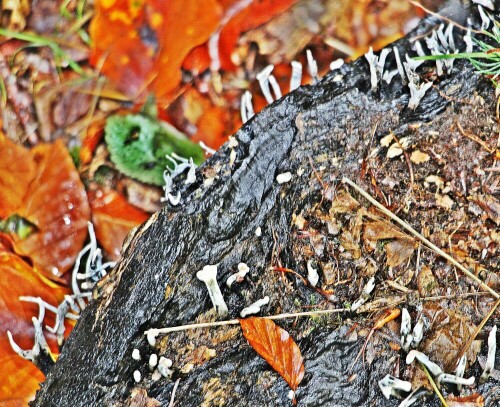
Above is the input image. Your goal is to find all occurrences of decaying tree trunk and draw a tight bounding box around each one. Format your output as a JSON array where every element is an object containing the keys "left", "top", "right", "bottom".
[{"left": 33, "top": 2, "right": 500, "bottom": 406}]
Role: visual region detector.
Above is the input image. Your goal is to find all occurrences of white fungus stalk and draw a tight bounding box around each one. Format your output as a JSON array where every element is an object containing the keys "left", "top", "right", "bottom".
[
  {"left": 196, "top": 265, "right": 229, "bottom": 318},
  {"left": 406, "top": 350, "right": 443, "bottom": 377},
  {"left": 290, "top": 61, "right": 302, "bottom": 91},
  {"left": 240, "top": 296, "right": 270, "bottom": 318},
  {"left": 256, "top": 65, "right": 275, "bottom": 104},
  {"left": 378, "top": 374, "right": 412, "bottom": 399},
  {"left": 307, "top": 260, "right": 319, "bottom": 287},
  {"left": 401, "top": 308, "right": 412, "bottom": 352},
  {"left": 411, "top": 315, "right": 425, "bottom": 348},
  {"left": 455, "top": 354, "right": 467, "bottom": 391},
  {"left": 480, "top": 325, "right": 497, "bottom": 383},
  {"left": 437, "top": 373, "right": 475, "bottom": 387},
  {"left": 351, "top": 277, "right": 375, "bottom": 311},
  {"left": 306, "top": 49, "right": 318, "bottom": 83}
]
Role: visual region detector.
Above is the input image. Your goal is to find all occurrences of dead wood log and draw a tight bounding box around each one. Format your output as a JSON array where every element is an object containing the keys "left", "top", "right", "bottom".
[{"left": 33, "top": 2, "right": 500, "bottom": 406}]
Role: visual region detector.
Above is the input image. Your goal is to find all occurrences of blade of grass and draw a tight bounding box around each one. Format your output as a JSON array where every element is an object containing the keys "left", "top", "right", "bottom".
[{"left": 420, "top": 363, "right": 449, "bottom": 407}]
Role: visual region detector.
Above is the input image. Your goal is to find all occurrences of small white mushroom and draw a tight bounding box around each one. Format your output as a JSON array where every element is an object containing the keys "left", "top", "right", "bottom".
[
  {"left": 255, "top": 226, "right": 262, "bottom": 237},
  {"left": 407, "top": 77, "right": 433, "bottom": 110},
  {"left": 133, "top": 370, "right": 141, "bottom": 383},
  {"left": 149, "top": 353, "right": 158, "bottom": 370},
  {"left": 196, "top": 265, "right": 229, "bottom": 318},
  {"left": 455, "top": 354, "right": 467, "bottom": 391},
  {"left": 226, "top": 263, "right": 250, "bottom": 287},
  {"left": 378, "top": 374, "right": 412, "bottom": 399},
  {"left": 132, "top": 348, "right": 141, "bottom": 361},
  {"left": 351, "top": 277, "right": 375, "bottom": 311},
  {"left": 437, "top": 373, "right": 475, "bottom": 387},
  {"left": 289, "top": 61, "right": 302, "bottom": 91},
  {"left": 240, "top": 296, "right": 270, "bottom": 318},
  {"left": 398, "top": 387, "right": 431, "bottom": 407},
  {"left": 406, "top": 350, "right": 443, "bottom": 377},
  {"left": 276, "top": 172, "right": 292, "bottom": 184},
  {"left": 158, "top": 356, "right": 174, "bottom": 378},
  {"left": 307, "top": 260, "right": 319, "bottom": 287},
  {"left": 364, "top": 47, "right": 390, "bottom": 90},
  {"left": 480, "top": 325, "right": 497, "bottom": 383}
]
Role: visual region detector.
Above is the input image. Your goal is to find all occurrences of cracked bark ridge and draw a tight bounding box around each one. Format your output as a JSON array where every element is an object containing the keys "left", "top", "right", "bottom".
[{"left": 34, "top": 2, "right": 500, "bottom": 406}]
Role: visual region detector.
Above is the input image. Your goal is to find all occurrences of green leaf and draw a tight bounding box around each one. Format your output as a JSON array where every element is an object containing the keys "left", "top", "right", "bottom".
[{"left": 104, "top": 114, "right": 204, "bottom": 185}]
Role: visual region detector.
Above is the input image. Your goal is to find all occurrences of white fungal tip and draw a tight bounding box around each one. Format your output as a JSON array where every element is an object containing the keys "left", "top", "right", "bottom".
[
  {"left": 132, "top": 348, "right": 141, "bottom": 361},
  {"left": 307, "top": 260, "right": 319, "bottom": 287},
  {"left": 255, "top": 226, "right": 262, "bottom": 237},
  {"left": 147, "top": 330, "right": 157, "bottom": 348},
  {"left": 329, "top": 59, "right": 344, "bottom": 70},
  {"left": 133, "top": 370, "right": 141, "bottom": 383},
  {"left": 149, "top": 353, "right": 158, "bottom": 370},
  {"left": 158, "top": 356, "right": 174, "bottom": 378},
  {"left": 276, "top": 172, "right": 292, "bottom": 184}
]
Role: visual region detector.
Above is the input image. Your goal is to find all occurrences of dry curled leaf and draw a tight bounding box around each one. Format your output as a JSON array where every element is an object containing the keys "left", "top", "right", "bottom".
[{"left": 240, "top": 317, "right": 304, "bottom": 400}]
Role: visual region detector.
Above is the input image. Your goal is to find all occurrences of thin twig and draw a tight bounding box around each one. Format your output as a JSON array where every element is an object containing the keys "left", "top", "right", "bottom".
[
  {"left": 145, "top": 308, "right": 347, "bottom": 336},
  {"left": 420, "top": 363, "right": 449, "bottom": 407},
  {"left": 168, "top": 378, "right": 180, "bottom": 407},
  {"left": 342, "top": 177, "right": 500, "bottom": 299}
]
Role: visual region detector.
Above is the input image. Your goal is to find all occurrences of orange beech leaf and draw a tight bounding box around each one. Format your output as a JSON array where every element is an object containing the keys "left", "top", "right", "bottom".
[
  {"left": 0, "top": 133, "right": 36, "bottom": 219},
  {"left": 14, "top": 140, "right": 90, "bottom": 279},
  {"left": 90, "top": 0, "right": 222, "bottom": 104},
  {"left": 0, "top": 250, "right": 70, "bottom": 404},
  {"left": 88, "top": 189, "right": 149, "bottom": 261},
  {"left": 240, "top": 317, "right": 305, "bottom": 400},
  {"left": 218, "top": 0, "right": 297, "bottom": 71}
]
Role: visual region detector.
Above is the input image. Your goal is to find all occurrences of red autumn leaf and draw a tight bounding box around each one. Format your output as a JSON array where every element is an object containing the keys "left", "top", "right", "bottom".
[
  {"left": 0, "top": 133, "right": 36, "bottom": 219},
  {"left": 240, "top": 317, "right": 305, "bottom": 396},
  {"left": 0, "top": 249, "right": 70, "bottom": 404},
  {"left": 14, "top": 140, "right": 91, "bottom": 279},
  {"left": 217, "top": 0, "right": 297, "bottom": 71},
  {"left": 88, "top": 189, "right": 149, "bottom": 261},
  {"left": 89, "top": 0, "right": 222, "bottom": 104}
]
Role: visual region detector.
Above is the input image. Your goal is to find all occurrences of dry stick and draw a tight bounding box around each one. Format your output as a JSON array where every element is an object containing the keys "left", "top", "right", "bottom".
[
  {"left": 342, "top": 177, "right": 500, "bottom": 300},
  {"left": 145, "top": 308, "right": 347, "bottom": 336},
  {"left": 455, "top": 298, "right": 500, "bottom": 366}
]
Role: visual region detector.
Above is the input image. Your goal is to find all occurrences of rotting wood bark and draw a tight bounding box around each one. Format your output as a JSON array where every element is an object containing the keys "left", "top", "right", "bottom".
[{"left": 33, "top": 2, "right": 500, "bottom": 406}]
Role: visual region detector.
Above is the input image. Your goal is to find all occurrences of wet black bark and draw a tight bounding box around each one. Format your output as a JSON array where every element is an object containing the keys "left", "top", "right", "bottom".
[{"left": 33, "top": 2, "right": 500, "bottom": 406}]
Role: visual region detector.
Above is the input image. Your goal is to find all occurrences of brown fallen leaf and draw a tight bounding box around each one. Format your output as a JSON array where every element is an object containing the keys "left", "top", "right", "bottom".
[{"left": 240, "top": 317, "right": 304, "bottom": 402}]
